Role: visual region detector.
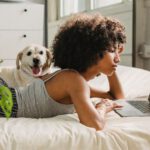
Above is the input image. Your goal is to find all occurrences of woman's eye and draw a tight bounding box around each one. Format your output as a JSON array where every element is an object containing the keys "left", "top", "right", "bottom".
[
  {"left": 118, "top": 49, "right": 122, "bottom": 54},
  {"left": 39, "top": 51, "right": 43, "bottom": 55},
  {"left": 108, "top": 50, "right": 115, "bottom": 53},
  {"left": 27, "top": 51, "right": 32, "bottom": 56},
  {"left": 118, "top": 47, "right": 123, "bottom": 54}
]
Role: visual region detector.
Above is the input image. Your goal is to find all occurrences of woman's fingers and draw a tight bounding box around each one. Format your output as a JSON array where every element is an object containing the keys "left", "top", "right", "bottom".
[
  {"left": 95, "top": 99, "right": 123, "bottom": 112},
  {"left": 113, "top": 102, "right": 123, "bottom": 107},
  {"left": 113, "top": 103, "right": 123, "bottom": 109},
  {"left": 101, "top": 98, "right": 109, "bottom": 103},
  {"left": 95, "top": 102, "right": 104, "bottom": 109}
]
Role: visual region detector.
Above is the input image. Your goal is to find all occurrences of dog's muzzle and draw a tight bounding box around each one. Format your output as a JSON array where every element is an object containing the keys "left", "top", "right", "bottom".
[
  {"left": 33, "top": 58, "right": 40, "bottom": 66},
  {"left": 31, "top": 58, "right": 41, "bottom": 75}
]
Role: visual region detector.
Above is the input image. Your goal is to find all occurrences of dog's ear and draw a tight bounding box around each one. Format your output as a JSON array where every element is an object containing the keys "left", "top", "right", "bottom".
[
  {"left": 16, "top": 52, "right": 23, "bottom": 70},
  {"left": 46, "top": 49, "right": 52, "bottom": 68},
  {"left": 43, "top": 49, "right": 53, "bottom": 71}
]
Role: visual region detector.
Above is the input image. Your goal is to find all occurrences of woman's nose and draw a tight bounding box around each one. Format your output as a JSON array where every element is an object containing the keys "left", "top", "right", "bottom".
[{"left": 114, "top": 52, "right": 120, "bottom": 63}]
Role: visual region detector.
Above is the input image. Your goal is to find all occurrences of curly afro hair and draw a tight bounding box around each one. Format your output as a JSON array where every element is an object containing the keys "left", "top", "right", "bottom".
[{"left": 52, "top": 13, "right": 126, "bottom": 72}]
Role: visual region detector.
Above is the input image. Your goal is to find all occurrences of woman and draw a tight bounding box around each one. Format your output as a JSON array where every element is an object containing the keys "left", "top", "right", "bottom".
[{"left": 0, "top": 13, "right": 126, "bottom": 131}]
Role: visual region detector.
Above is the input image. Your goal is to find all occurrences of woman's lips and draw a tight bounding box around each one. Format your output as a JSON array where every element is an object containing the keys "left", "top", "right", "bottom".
[
  {"left": 112, "top": 65, "right": 117, "bottom": 68},
  {"left": 112, "top": 65, "right": 117, "bottom": 71}
]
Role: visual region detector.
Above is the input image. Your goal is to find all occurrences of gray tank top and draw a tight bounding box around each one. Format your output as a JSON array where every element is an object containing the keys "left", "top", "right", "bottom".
[{"left": 15, "top": 69, "right": 75, "bottom": 118}]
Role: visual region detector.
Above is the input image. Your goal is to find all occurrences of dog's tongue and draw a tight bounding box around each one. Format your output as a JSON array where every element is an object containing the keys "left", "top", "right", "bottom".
[{"left": 32, "top": 67, "right": 40, "bottom": 75}]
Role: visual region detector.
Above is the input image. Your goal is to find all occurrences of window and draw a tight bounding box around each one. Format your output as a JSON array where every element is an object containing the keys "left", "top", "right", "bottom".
[
  {"left": 91, "top": 0, "right": 122, "bottom": 9},
  {"left": 60, "top": 0, "right": 123, "bottom": 18},
  {"left": 60, "top": 0, "right": 87, "bottom": 18}
]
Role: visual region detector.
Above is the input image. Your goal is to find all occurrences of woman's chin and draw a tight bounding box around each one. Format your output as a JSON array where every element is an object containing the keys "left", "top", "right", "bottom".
[
  {"left": 108, "top": 72, "right": 114, "bottom": 76},
  {"left": 104, "top": 71, "right": 114, "bottom": 76}
]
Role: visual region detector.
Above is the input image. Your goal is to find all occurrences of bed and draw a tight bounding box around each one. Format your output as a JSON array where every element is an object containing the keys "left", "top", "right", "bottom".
[{"left": 0, "top": 65, "right": 150, "bottom": 150}]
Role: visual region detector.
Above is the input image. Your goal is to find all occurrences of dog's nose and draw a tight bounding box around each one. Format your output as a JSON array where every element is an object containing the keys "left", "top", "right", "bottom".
[{"left": 33, "top": 58, "right": 40, "bottom": 65}]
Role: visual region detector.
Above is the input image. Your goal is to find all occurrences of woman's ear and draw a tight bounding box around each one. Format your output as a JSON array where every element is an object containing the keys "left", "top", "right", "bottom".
[{"left": 16, "top": 52, "right": 23, "bottom": 69}]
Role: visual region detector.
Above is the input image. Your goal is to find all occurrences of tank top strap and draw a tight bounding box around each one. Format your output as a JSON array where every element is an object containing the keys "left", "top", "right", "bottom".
[{"left": 43, "top": 69, "right": 70, "bottom": 83}]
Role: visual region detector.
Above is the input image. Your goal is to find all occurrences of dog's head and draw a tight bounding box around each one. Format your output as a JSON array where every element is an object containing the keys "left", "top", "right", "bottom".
[{"left": 16, "top": 44, "right": 52, "bottom": 77}]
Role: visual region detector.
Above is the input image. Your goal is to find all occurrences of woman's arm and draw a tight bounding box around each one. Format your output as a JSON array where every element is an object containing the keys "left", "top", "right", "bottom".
[
  {"left": 66, "top": 72, "right": 121, "bottom": 131},
  {"left": 66, "top": 73, "right": 106, "bottom": 131},
  {"left": 90, "top": 72, "right": 125, "bottom": 100},
  {"left": 107, "top": 72, "right": 125, "bottom": 99}
]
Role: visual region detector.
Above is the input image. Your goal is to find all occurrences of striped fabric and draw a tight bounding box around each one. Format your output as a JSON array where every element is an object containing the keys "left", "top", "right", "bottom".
[{"left": 10, "top": 88, "right": 18, "bottom": 117}]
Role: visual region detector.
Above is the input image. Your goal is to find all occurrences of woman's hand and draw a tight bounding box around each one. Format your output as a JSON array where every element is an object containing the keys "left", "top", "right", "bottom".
[
  {"left": 95, "top": 99, "right": 123, "bottom": 113},
  {"left": 107, "top": 72, "right": 125, "bottom": 99}
]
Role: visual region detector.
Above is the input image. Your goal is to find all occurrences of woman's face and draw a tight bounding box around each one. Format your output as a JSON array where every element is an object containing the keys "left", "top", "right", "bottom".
[{"left": 84, "top": 44, "right": 124, "bottom": 80}]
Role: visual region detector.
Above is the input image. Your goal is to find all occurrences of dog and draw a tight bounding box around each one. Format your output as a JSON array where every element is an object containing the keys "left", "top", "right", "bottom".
[{"left": 0, "top": 44, "right": 52, "bottom": 87}]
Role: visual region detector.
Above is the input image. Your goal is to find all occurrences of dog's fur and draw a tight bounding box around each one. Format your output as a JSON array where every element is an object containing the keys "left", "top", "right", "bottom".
[{"left": 0, "top": 44, "right": 52, "bottom": 87}]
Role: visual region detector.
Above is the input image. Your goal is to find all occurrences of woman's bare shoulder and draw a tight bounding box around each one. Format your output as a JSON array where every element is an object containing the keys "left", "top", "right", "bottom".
[
  {"left": 49, "top": 69, "right": 88, "bottom": 91},
  {"left": 44, "top": 69, "right": 87, "bottom": 87},
  {"left": 45, "top": 69, "right": 89, "bottom": 100},
  {"left": 60, "top": 69, "right": 80, "bottom": 77},
  {"left": 61, "top": 70, "right": 90, "bottom": 93},
  {"left": 59, "top": 69, "right": 86, "bottom": 84},
  {"left": 40, "top": 69, "right": 79, "bottom": 80}
]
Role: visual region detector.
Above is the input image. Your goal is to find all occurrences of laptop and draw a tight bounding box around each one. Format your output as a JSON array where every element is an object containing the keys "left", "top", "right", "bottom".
[{"left": 114, "top": 94, "right": 150, "bottom": 117}]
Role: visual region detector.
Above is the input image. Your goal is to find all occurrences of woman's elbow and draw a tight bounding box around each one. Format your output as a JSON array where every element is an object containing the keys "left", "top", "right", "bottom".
[
  {"left": 80, "top": 118, "right": 105, "bottom": 131},
  {"left": 115, "top": 93, "right": 125, "bottom": 100},
  {"left": 108, "top": 91, "right": 125, "bottom": 100},
  {"left": 95, "top": 124, "right": 104, "bottom": 131},
  {"left": 95, "top": 119, "right": 105, "bottom": 131}
]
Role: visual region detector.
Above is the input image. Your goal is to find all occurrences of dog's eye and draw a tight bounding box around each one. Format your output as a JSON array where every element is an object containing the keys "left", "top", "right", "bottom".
[
  {"left": 27, "top": 51, "right": 32, "bottom": 56},
  {"left": 39, "top": 51, "right": 43, "bottom": 55}
]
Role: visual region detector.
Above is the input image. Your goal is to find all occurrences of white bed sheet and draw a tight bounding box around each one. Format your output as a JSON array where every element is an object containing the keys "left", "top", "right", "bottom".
[
  {"left": 0, "top": 65, "right": 150, "bottom": 150},
  {"left": 0, "top": 113, "right": 150, "bottom": 150}
]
